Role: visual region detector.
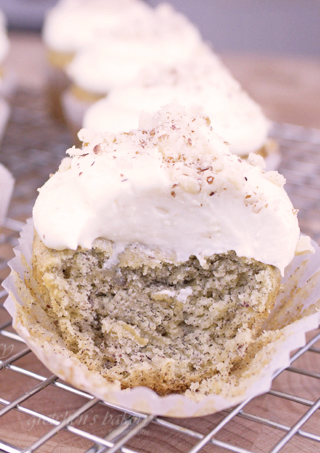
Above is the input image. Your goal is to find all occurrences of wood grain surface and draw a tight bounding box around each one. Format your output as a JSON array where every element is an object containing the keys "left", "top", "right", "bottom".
[{"left": 0, "top": 33, "right": 319, "bottom": 453}]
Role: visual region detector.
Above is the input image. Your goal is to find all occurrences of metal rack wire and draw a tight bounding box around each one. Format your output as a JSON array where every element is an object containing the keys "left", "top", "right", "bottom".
[{"left": 0, "top": 90, "right": 319, "bottom": 452}]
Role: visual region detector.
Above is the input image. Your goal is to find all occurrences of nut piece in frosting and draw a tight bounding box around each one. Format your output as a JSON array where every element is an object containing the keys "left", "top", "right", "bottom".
[{"left": 31, "top": 105, "right": 301, "bottom": 396}]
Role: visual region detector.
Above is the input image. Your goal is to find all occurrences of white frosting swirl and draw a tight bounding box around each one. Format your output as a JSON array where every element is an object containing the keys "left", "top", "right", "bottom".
[
  {"left": 42, "top": 0, "right": 152, "bottom": 53},
  {"left": 33, "top": 105, "right": 300, "bottom": 275},
  {"left": 83, "top": 52, "right": 269, "bottom": 156},
  {"left": 65, "top": 4, "right": 203, "bottom": 94}
]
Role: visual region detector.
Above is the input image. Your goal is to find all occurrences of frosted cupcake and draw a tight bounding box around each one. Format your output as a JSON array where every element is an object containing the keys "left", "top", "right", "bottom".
[
  {"left": 83, "top": 53, "right": 279, "bottom": 167},
  {"left": 42, "top": 0, "right": 152, "bottom": 120},
  {"left": 29, "top": 105, "right": 304, "bottom": 396},
  {"left": 62, "top": 3, "right": 203, "bottom": 132}
]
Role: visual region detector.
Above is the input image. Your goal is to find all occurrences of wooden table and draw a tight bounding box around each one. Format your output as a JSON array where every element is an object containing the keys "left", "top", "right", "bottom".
[{"left": 0, "top": 33, "right": 319, "bottom": 453}]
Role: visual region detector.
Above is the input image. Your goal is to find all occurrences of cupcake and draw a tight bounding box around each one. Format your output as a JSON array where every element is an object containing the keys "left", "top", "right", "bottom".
[
  {"left": 0, "top": 163, "right": 14, "bottom": 226},
  {"left": 83, "top": 53, "right": 279, "bottom": 168},
  {"left": 0, "top": 97, "right": 10, "bottom": 145},
  {"left": 42, "top": 0, "right": 152, "bottom": 120},
  {"left": 0, "top": 9, "right": 12, "bottom": 140},
  {"left": 0, "top": 9, "right": 13, "bottom": 99},
  {"left": 29, "top": 105, "right": 303, "bottom": 396},
  {"left": 62, "top": 3, "right": 203, "bottom": 133}
]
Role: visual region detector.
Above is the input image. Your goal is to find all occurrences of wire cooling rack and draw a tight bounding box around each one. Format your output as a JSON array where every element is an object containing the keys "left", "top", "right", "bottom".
[{"left": 0, "top": 90, "right": 320, "bottom": 453}]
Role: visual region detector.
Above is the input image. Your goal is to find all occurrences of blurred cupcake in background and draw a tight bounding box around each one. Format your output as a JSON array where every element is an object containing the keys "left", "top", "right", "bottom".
[
  {"left": 82, "top": 49, "right": 280, "bottom": 168},
  {"left": 0, "top": 163, "right": 14, "bottom": 227},
  {"left": 0, "top": 9, "right": 11, "bottom": 145},
  {"left": 62, "top": 3, "right": 204, "bottom": 135},
  {"left": 0, "top": 96, "right": 10, "bottom": 146},
  {"left": 42, "top": 0, "right": 152, "bottom": 120},
  {"left": 0, "top": 10, "right": 11, "bottom": 94}
]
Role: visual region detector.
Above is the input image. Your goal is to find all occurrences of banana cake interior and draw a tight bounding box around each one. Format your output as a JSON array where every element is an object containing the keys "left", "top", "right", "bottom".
[{"left": 32, "top": 231, "right": 281, "bottom": 395}]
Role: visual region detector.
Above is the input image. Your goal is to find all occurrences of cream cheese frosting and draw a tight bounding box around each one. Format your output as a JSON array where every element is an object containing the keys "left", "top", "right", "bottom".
[
  {"left": 43, "top": 0, "right": 152, "bottom": 54},
  {"left": 65, "top": 4, "right": 203, "bottom": 95},
  {"left": 83, "top": 53, "right": 269, "bottom": 156},
  {"left": 0, "top": 10, "right": 9, "bottom": 65},
  {"left": 33, "top": 105, "right": 300, "bottom": 275}
]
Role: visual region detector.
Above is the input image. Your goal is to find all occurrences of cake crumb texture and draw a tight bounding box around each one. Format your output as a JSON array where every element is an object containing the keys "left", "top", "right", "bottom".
[{"left": 32, "top": 232, "right": 280, "bottom": 395}]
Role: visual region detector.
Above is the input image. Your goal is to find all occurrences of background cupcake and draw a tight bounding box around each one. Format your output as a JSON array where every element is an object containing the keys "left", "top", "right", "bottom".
[
  {"left": 42, "top": 0, "right": 152, "bottom": 120},
  {"left": 82, "top": 51, "right": 280, "bottom": 167},
  {"left": 0, "top": 9, "right": 12, "bottom": 145},
  {"left": 0, "top": 163, "right": 14, "bottom": 226},
  {"left": 0, "top": 9, "right": 12, "bottom": 96},
  {"left": 62, "top": 3, "right": 203, "bottom": 134}
]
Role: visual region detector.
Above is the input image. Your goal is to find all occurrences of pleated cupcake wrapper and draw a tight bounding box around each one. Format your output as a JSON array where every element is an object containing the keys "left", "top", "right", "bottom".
[{"left": 3, "top": 219, "right": 320, "bottom": 417}]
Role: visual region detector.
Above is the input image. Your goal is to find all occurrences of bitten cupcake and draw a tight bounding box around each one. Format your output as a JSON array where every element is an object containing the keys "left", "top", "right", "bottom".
[
  {"left": 83, "top": 53, "right": 279, "bottom": 168},
  {"left": 62, "top": 3, "right": 203, "bottom": 133},
  {"left": 42, "top": 0, "right": 152, "bottom": 120},
  {"left": 29, "top": 105, "right": 304, "bottom": 396}
]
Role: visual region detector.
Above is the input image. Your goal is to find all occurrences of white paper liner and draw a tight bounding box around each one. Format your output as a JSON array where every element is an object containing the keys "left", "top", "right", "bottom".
[
  {"left": 45, "top": 62, "right": 71, "bottom": 122},
  {"left": 0, "top": 163, "right": 14, "bottom": 225},
  {"left": 0, "top": 67, "right": 17, "bottom": 100},
  {"left": 61, "top": 86, "right": 94, "bottom": 140},
  {"left": 0, "top": 97, "right": 10, "bottom": 146},
  {"left": 3, "top": 219, "right": 320, "bottom": 418},
  {"left": 264, "top": 139, "right": 281, "bottom": 171}
]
